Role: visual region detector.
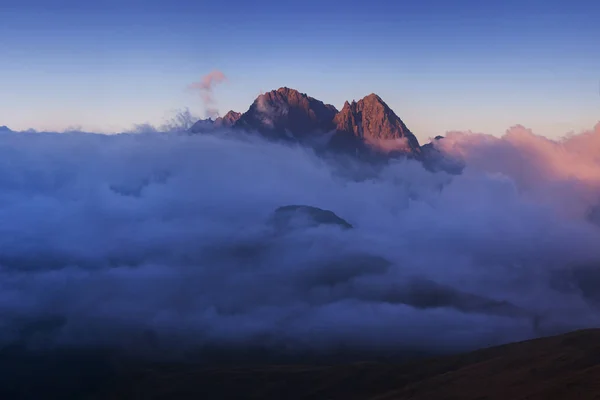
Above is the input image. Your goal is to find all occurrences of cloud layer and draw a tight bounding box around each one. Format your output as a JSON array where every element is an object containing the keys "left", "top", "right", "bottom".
[{"left": 1, "top": 123, "right": 600, "bottom": 360}]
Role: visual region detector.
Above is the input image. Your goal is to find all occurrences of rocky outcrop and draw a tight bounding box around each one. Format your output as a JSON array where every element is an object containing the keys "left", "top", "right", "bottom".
[
  {"left": 215, "top": 110, "right": 241, "bottom": 127},
  {"left": 330, "top": 94, "right": 420, "bottom": 155}
]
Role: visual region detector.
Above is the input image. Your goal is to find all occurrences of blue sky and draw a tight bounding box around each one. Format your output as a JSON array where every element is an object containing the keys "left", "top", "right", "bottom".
[{"left": 1, "top": 0, "right": 599, "bottom": 141}]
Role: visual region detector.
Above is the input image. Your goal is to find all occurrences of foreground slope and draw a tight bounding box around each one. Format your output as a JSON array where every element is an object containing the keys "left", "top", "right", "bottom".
[{"left": 3, "top": 329, "right": 600, "bottom": 399}]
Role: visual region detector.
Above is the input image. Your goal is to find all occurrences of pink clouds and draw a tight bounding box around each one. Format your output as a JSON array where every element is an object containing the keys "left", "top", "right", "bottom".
[
  {"left": 562, "top": 122, "right": 600, "bottom": 160},
  {"left": 433, "top": 122, "right": 600, "bottom": 220},
  {"left": 189, "top": 70, "right": 227, "bottom": 93},
  {"left": 188, "top": 70, "right": 228, "bottom": 119}
]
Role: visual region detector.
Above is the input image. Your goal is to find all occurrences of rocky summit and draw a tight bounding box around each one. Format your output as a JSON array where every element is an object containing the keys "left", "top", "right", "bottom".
[
  {"left": 233, "top": 87, "right": 338, "bottom": 139},
  {"left": 331, "top": 93, "right": 421, "bottom": 156}
]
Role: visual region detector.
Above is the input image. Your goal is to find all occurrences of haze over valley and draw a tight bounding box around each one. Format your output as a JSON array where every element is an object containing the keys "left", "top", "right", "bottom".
[{"left": 2, "top": 86, "right": 600, "bottom": 360}]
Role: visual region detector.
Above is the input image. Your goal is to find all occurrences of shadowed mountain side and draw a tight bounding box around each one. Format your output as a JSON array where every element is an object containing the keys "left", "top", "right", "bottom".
[
  {"left": 420, "top": 135, "right": 464, "bottom": 174},
  {"left": 233, "top": 87, "right": 338, "bottom": 140},
  {"left": 2, "top": 329, "right": 600, "bottom": 399}
]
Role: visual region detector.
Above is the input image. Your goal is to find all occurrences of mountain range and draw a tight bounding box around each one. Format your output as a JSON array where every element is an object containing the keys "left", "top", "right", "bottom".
[{"left": 189, "top": 87, "right": 429, "bottom": 160}]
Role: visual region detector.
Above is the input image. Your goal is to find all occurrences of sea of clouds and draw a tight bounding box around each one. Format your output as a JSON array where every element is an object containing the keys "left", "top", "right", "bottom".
[{"left": 1, "top": 122, "right": 600, "bottom": 360}]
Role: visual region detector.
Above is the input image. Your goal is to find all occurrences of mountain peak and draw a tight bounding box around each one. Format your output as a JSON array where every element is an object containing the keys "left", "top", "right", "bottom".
[
  {"left": 234, "top": 88, "right": 338, "bottom": 138},
  {"left": 215, "top": 110, "right": 241, "bottom": 126},
  {"left": 349, "top": 93, "right": 391, "bottom": 113},
  {"left": 363, "top": 93, "right": 383, "bottom": 101},
  {"left": 260, "top": 87, "right": 318, "bottom": 105},
  {"left": 0, "top": 125, "right": 12, "bottom": 133},
  {"left": 275, "top": 87, "right": 301, "bottom": 95},
  {"left": 333, "top": 93, "right": 420, "bottom": 153}
]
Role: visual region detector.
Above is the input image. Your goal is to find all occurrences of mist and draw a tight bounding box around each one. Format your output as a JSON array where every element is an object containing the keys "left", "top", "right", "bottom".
[{"left": 1, "top": 123, "right": 600, "bottom": 360}]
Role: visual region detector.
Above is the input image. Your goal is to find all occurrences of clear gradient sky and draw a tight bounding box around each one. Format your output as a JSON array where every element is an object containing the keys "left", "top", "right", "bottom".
[{"left": 1, "top": 0, "right": 599, "bottom": 141}]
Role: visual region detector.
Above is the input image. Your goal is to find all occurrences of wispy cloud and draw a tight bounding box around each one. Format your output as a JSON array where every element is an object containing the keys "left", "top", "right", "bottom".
[{"left": 188, "top": 70, "right": 228, "bottom": 119}]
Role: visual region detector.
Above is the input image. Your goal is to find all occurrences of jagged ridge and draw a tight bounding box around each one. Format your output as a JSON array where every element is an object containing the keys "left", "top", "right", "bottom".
[{"left": 189, "top": 87, "right": 449, "bottom": 161}]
